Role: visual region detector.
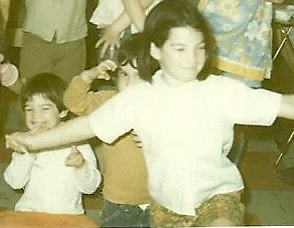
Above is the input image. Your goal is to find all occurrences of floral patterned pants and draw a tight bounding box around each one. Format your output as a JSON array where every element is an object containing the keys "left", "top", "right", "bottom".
[{"left": 150, "top": 191, "right": 244, "bottom": 227}]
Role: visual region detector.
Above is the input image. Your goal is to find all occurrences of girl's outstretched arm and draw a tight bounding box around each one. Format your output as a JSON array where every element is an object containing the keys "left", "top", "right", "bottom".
[{"left": 6, "top": 116, "right": 95, "bottom": 153}]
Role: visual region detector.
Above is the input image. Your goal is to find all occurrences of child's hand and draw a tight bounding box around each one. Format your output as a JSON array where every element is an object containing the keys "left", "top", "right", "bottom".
[
  {"left": 0, "top": 53, "right": 19, "bottom": 87},
  {"left": 94, "top": 59, "right": 117, "bottom": 80},
  {"left": 65, "top": 146, "right": 85, "bottom": 168},
  {"left": 95, "top": 25, "right": 121, "bottom": 58},
  {"left": 5, "top": 132, "right": 32, "bottom": 154},
  {"left": 81, "top": 60, "right": 117, "bottom": 83}
]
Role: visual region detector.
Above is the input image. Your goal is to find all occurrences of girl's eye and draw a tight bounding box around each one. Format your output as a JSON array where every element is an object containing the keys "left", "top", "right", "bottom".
[
  {"left": 42, "top": 106, "right": 51, "bottom": 111},
  {"left": 175, "top": 47, "right": 185, "bottom": 51},
  {"left": 24, "top": 107, "right": 33, "bottom": 112},
  {"left": 197, "top": 43, "right": 205, "bottom": 50}
]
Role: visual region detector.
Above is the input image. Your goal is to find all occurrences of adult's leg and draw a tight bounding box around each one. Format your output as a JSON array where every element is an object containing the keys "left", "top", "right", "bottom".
[
  {"left": 53, "top": 38, "right": 86, "bottom": 84},
  {"left": 19, "top": 32, "right": 54, "bottom": 81}
]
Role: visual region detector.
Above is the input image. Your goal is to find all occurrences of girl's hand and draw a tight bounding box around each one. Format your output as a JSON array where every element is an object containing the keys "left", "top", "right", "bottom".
[
  {"left": 95, "top": 25, "right": 121, "bottom": 59},
  {"left": 65, "top": 145, "right": 85, "bottom": 168},
  {"left": 5, "top": 132, "right": 32, "bottom": 154},
  {"left": 5, "top": 125, "right": 50, "bottom": 153},
  {"left": 81, "top": 59, "right": 117, "bottom": 83}
]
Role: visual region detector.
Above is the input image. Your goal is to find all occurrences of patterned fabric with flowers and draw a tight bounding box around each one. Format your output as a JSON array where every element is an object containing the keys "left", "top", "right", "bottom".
[{"left": 198, "top": 0, "right": 273, "bottom": 80}]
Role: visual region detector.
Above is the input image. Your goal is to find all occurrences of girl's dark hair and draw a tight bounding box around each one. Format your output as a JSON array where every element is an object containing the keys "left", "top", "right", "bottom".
[
  {"left": 20, "top": 73, "right": 67, "bottom": 112},
  {"left": 125, "top": 0, "right": 214, "bottom": 81}
]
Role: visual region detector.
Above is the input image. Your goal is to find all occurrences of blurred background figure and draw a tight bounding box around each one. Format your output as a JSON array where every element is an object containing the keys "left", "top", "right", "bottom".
[
  {"left": 18, "top": 0, "right": 87, "bottom": 84},
  {"left": 198, "top": 0, "right": 284, "bottom": 164}
]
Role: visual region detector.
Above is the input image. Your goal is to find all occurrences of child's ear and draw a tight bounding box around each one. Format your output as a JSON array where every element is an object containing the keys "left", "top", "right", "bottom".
[
  {"left": 150, "top": 42, "right": 161, "bottom": 61},
  {"left": 59, "top": 109, "right": 69, "bottom": 119}
]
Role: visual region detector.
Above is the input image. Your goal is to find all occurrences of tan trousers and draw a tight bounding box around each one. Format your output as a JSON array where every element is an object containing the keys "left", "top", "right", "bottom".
[{"left": 19, "top": 32, "right": 86, "bottom": 84}]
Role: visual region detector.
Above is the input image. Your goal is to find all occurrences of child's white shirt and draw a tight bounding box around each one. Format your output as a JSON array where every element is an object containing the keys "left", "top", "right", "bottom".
[
  {"left": 88, "top": 70, "right": 281, "bottom": 216},
  {"left": 4, "top": 144, "right": 101, "bottom": 214}
]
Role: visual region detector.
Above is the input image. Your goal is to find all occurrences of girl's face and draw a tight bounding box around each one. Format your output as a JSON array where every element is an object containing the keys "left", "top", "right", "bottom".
[
  {"left": 117, "top": 63, "right": 140, "bottom": 92},
  {"left": 151, "top": 26, "right": 206, "bottom": 87},
  {"left": 24, "top": 94, "right": 63, "bottom": 131}
]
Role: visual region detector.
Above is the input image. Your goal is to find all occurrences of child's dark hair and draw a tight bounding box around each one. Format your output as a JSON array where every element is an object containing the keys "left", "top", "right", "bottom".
[
  {"left": 20, "top": 73, "right": 67, "bottom": 113},
  {"left": 124, "top": 0, "right": 214, "bottom": 81},
  {"left": 106, "top": 35, "right": 143, "bottom": 85},
  {"left": 117, "top": 37, "right": 141, "bottom": 70}
]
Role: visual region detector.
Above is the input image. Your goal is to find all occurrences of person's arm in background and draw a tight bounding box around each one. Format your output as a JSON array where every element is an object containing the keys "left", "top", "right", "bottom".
[
  {"left": 96, "top": 0, "right": 155, "bottom": 58},
  {"left": 63, "top": 59, "right": 117, "bottom": 116},
  {"left": 122, "top": 0, "right": 154, "bottom": 32}
]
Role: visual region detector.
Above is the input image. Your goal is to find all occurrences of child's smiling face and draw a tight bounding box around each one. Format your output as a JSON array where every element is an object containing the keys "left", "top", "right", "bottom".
[
  {"left": 151, "top": 26, "right": 206, "bottom": 87},
  {"left": 24, "top": 94, "right": 63, "bottom": 131}
]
